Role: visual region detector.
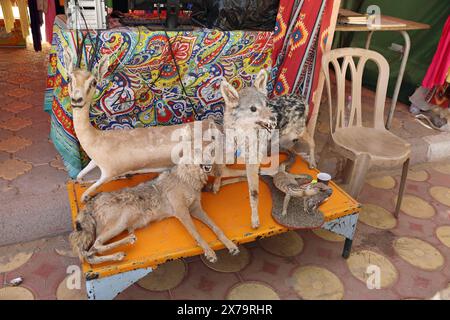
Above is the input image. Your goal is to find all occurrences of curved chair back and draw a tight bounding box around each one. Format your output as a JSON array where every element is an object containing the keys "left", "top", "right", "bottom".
[{"left": 321, "top": 48, "right": 390, "bottom": 133}]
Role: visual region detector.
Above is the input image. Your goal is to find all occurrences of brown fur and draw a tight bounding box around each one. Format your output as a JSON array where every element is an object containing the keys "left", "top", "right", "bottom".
[
  {"left": 214, "top": 70, "right": 277, "bottom": 229},
  {"left": 69, "top": 164, "right": 239, "bottom": 264},
  {"left": 63, "top": 47, "right": 220, "bottom": 203}
]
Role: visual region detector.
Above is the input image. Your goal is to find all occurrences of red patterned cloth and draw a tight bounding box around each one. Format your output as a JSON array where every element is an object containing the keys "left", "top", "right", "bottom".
[{"left": 270, "top": 0, "right": 335, "bottom": 118}]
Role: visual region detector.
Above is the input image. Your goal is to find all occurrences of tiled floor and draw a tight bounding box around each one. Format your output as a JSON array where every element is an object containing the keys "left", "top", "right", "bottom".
[
  {"left": 0, "top": 47, "right": 449, "bottom": 300},
  {"left": 0, "top": 46, "right": 70, "bottom": 246}
]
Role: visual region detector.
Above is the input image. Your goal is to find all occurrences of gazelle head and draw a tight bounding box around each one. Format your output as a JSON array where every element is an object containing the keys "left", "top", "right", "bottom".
[{"left": 63, "top": 47, "right": 110, "bottom": 109}]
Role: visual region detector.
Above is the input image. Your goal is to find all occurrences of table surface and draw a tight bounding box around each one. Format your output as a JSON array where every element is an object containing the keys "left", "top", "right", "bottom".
[
  {"left": 67, "top": 155, "right": 360, "bottom": 279},
  {"left": 336, "top": 9, "right": 430, "bottom": 32}
]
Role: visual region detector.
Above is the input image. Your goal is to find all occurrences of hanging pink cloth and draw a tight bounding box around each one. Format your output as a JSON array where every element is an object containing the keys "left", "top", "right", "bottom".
[
  {"left": 45, "top": 0, "right": 56, "bottom": 44},
  {"left": 422, "top": 15, "right": 450, "bottom": 89}
]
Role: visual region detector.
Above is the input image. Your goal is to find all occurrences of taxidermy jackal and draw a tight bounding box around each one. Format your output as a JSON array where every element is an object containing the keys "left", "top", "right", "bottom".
[{"left": 69, "top": 164, "right": 239, "bottom": 264}]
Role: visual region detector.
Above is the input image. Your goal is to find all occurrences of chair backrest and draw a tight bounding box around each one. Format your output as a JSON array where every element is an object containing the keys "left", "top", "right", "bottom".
[{"left": 321, "top": 48, "right": 390, "bottom": 133}]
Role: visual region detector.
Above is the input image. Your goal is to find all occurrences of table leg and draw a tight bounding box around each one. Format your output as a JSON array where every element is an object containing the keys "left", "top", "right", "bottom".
[
  {"left": 365, "top": 31, "right": 374, "bottom": 49},
  {"left": 85, "top": 267, "right": 152, "bottom": 300},
  {"left": 386, "top": 30, "right": 411, "bottom": 129},
  {"left": 321, "top": 213, "right": 359, "bottom": 259},
  {"left": 342, "top": 238, "right": 353, "bottom": 259}
]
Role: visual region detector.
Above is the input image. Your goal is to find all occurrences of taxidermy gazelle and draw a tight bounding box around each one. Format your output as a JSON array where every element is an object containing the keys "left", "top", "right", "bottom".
[
  {"left": 63, "top": 47, "right": 218, "bottom": 202},
  {"left": 215, "top": 71, "right": 278, "bottom": 229}
]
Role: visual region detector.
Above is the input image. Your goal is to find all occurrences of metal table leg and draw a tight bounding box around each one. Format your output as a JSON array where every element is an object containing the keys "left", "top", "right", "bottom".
[
  {"left": 321, "top": 213, "right": 359, "bottom": 259},
  {"left": 386, "top": 30, "right": 411, "bottom": 129},
  {"left": 85, "top": 267, "right": 153, "bottom": 300},
  {"left": 365, "top": 31, "right": 374, "bottom": 49}
]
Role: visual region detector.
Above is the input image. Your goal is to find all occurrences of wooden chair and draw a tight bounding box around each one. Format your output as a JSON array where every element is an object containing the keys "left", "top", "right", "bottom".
[{"left": 321, "top": 48, "right": 410, "bottom": 218}]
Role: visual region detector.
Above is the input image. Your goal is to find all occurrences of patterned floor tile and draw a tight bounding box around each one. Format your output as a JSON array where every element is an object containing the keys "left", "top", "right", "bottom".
[
  {"left": 346, "top": 250, "right": 398, "bottom": 288},
  {"left": 366, "top": 176, "right": 396, "bottom": 189},
  {"left": 201, "top": 247, "right": 250, "bottom": 273},
  {"left": 436, "top": 226, "right": 450, "bottom": 248},
  {"left": 397, "top": 194, "right": 435, "bottom": 219},
  {"left": 6, "top": 75, "right": 33, "bottom": 85},
  {"left": 50, "top": 155, "right": 67, "bottom": 171},
  {"left": 0, "top": 117, "right": 32, "bottom": 132},
  {"left": 56, "top": 275, "right": 87, "bottom": 300},
  {"left": 2, "top": 101, "right": 33, "bottom": 114},
  {"left": 257, "top": 231, "right": 304, "bottom": 257},
  {"left": 6, "top": 87, "right": 33, "bottom": 98},
  {"left": 116, "top": 284, "right": 170, "bottom": 300},
  {"left": 312, "top": 228, "right": 345, "bottom": 242},
  {"left": 170, "top": 259, "right": 238, "bottom": 300},
  {"left": 0, "top": 251, "right": 34, "bottom": 273},
  {"left": 407, "top": 170, "right": 429, "bottom": 182},
  {"left": 429, "top": 186, "right": 450, "bottom": 207},
  {"left": 14, "top": 140, "right": 57, "bottom": 165},
  {"left": 0, "top": 110, "right": 14, "bottom": 122},
  {"left": 433, "top": 163, "right": 450, "bottom": 175},
  {"left": 290, "top": 265, "right": 344, "bottom": 300},
  {"left": 0, "top": 286, "right": 35, "bottom": 300},
  {"left": 226, "top": 281, "right": 280, "bottom": 300},
  {"left": 0, "top": 159, "right": 32, "bottom": 180},
  {"left": 359, "top": 204, "right": 397, "bottom": 230},
  {"left": 137, "top": 260, "right": 186, "bottom": 292},
  {"left": 0, "top": 136, "right": 32, "bottom": 153},
  {"left": 393, "top": 237, "right": 444, "bottom": 271}
]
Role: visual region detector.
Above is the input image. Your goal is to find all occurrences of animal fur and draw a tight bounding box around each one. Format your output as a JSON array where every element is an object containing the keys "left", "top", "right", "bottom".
[
  {"left": 63, "top": 47, "right": 220, "bottom": 203},
  {"left": 69, "top": 164, "right": 239, "bottom": 264},
  {"left": 215, "top": 70, "right": 278, "bottom": 229},
  {"left": 268, "top": 94, "right": 316, "bottom": 168},
  {"left": 273, "top": 151, "right": 331, "bottom": 217}
]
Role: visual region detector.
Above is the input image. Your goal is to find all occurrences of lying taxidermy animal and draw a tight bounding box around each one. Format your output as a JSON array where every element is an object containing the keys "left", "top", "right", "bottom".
[
  {"left": 69, "top": 164, "right": 239, "bottom": 264},
  {"left": 269, "top": 94, "right": 316, "bottom": 168},
  {"left": 273, "top": 151, "right": 332, "bottom": 216},
  {"left": 63, "top": 47, "right": 219, "bottom": 202}
]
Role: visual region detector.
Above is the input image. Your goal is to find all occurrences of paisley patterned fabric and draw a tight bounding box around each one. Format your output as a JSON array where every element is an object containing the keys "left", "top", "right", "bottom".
[{"left": 44, "top": 16, "right": 273, "bottom": 177}]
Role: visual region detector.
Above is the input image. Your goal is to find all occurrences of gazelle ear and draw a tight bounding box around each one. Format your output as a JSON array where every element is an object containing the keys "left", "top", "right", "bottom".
[
  {"left": 254, "top": 69, "right": 268, "bottom": 96},
  {"left": 92, "top": 55, "right": 110, "bottom": 83},
  {"left": 63, "top": 46, "right": 75, "bottom": 76},
  {"left": 220, "top": 78, "right": 239, "bottom": 107}
]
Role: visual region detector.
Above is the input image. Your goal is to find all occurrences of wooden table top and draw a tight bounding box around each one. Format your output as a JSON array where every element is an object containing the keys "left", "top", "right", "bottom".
[
  {"left": 67, "top": 154, "right": 360, "bottom": 279},
  {"left": 336, "top": 9, "right": 430, "bottom": 32}
]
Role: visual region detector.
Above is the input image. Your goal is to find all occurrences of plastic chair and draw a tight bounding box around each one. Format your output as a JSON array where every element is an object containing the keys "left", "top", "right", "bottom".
[{"left": 321, "top": 48, "right": 410, "bottom": 218}]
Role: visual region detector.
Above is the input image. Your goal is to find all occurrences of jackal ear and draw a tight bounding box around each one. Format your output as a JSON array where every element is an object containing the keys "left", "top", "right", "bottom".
[
  {"left": 220, "top": 79, "right": 239, "bottom": 107},
  {"left": 63, "top": 46, "right": 75, "bottom": 76},
  {"left": 254, "top": 69, "right": 268, "bottom": 96},
  {"left": 92, "top": 55, "right": 110, "bottom": 83}
]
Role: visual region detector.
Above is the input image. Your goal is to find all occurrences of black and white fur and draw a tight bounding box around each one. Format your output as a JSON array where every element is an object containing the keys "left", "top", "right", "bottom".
[{"left": 269, "top": 94, "right": 316, "bottom": 168}]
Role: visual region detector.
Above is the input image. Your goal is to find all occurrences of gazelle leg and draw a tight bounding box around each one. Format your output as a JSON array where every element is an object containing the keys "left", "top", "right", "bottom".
[
  {"left": 246, "top": 164, "right": 260, "bottom": 229},
  {"left": 77, "top": 160, "right": 97, "bottom": 182},
  {"left": 81, "top": 173, "right": 111, "bottom": 203},
  {"left": 190, "top": 201, "right": 239, "bottom": 255}
]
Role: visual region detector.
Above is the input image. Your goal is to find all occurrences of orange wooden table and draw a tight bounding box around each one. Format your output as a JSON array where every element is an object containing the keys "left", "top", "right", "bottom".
[{"left": 67, "top": 155, "right": 360, "bottom": 299}]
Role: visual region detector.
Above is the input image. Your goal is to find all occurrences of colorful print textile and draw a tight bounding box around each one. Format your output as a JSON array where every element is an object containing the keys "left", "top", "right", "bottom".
[
  {"left": 44, "top": 16, "right": 273, "bottom": 177},
  {"left": 270, "top": 0, "right": 335, "bottom": 117}
]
